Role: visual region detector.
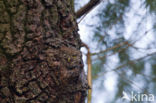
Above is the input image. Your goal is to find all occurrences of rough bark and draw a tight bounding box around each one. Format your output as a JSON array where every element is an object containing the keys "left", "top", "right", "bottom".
[{"left": 0, "top": 0, "right": 88, "bottom": 103}]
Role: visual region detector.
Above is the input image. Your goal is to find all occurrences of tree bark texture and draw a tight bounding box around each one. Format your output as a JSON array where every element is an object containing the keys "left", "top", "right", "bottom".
[{"left": 0, "top": 0, "right": 88, "bottom": 103}]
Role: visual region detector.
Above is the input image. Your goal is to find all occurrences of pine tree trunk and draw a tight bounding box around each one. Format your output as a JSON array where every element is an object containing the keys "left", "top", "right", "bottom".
[{"left": 0, "top": 0, "right": 88, "bottom": 103}]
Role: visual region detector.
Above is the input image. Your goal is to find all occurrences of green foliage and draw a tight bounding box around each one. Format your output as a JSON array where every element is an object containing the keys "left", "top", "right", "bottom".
[
  {"left": 118, "top": 49, "right": 130, "bottom": 63},
  {"left": 97, "top": 0, "right": 130, "bottom": 29},
  {"left": 93, "top": 31, "right": 107, "bottom": 45},
  {"left": 91, "top": 0, "right": 156, "bottom": 101},
  {"left": 145, "top": 0, "right": 156, "bottom": 13},
  {"left": 92, "top": 60, "right": 104, "bottom": 80},
  {"left": 152, "top": 64, "right": 156, "bottom": 74},
  {"left": 129, "top": 61, "right": 145, "bottom": 75},
  {"left": 153, "top": 23, "right": 156, "bottom": 32},
  {"left": 145, "top": 0, "right": 156, "bottom": 33},
  {"left": 115, "top": 76, "right": 130, "bottom": 101},
  {"left": 151, "top": 58, "right": 156, "bottom": 83}
]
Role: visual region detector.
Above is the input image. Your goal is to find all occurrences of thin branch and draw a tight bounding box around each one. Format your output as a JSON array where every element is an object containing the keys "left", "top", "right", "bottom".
[
  {"left": 91, "top": 28, "right": 152, "bottom": 57},
  {"left": 81, "top": 43, "right": 92, "bottom": 103},
  {"left": 91, "top": 41, "right": 129, "bottom": 56},
  {"left": 94, "top": 51, "right": 156, "bottom": 79},
  {"left": 93, "top": 42, "right": 132, "bottom": 61},
  {"left": 116, "top": 71, "right": 150, "bottom": 94},
  {"left": 76, "top": 0, "right": 101, "bottom": 19}
]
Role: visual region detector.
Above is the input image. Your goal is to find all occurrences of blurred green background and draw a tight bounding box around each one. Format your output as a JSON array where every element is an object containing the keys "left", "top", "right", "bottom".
[{"left": 75, "top": 0, "right": 156, "bottom": 103}]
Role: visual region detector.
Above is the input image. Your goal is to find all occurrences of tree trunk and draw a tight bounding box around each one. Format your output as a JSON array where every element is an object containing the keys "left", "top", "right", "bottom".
[{"left": 0, "top": 0, "right": 88, "bottom": 103}]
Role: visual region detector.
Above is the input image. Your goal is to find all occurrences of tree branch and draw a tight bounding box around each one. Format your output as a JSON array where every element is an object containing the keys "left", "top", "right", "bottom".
[
  {"left": 94, "top": 51, "right": 156, "bottom": 79},
  {"left": 76, "top": 0, "right": 101, "bottom": 19},
  {"left": 81, "top": 43, "right": 92, "bottom": 103}
]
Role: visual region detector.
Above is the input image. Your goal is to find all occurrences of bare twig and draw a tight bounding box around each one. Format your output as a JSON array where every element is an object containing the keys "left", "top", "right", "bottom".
[
  {"left": 91, "top": 28, "right": 152, "bottom": 61},
  {"left": 91, "top": 41, "right": 129, "bottom": 56},
  {"left": 81, "top": 43, "right": 92, "bottom": 103},
  {"left": 94, "top": 51, "right": 156, "bottom": 79},
  {"left": 116, "top": 71, "right": 150, "bottom": 94},
  {"left": 76, "top": 0, "right": 101, "bottom": 19}
]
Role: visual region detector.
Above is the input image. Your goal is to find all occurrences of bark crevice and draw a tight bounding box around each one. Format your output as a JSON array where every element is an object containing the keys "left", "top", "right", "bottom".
[{"left": 0, "top": 0, "right": 88, "bottom": 103}]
